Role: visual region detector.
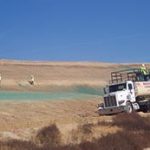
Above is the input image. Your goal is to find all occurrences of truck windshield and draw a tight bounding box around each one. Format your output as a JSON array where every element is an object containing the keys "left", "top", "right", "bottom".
[{"left": 109, "top": 83, "right": 126, "bottom": 92}]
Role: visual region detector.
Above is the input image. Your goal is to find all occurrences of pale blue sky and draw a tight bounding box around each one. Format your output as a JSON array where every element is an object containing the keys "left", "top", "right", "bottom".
[{"left": 0, "top": 0, "right": 150, "bottom": 62}]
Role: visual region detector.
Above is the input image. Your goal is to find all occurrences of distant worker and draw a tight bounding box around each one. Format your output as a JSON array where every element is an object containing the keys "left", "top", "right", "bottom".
[
  {"left": 140, "top": 64, "right": 149, "bottom": 75},
  {"left": 140, "top": 64, "right": 149, "bottom": 81},
  {"left": 28, "top": 75, "right": 35, "bottom": 85}
]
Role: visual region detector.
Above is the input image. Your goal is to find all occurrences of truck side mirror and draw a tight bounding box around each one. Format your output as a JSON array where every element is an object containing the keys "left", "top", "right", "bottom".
[
  {"left": 103, "top": 87, "right": 109, "bottom": 94},
  {"left": 103, "top": 88, "right": 106, "bottom": 94}
]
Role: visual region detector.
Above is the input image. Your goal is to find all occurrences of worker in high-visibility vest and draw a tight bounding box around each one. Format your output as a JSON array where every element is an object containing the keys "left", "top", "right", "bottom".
[
  {"left": 140, "top": 64, "right": 149, "bottom": 81},
  {"left": 140, "top": 64, "right": 149, "bottom": 75}
]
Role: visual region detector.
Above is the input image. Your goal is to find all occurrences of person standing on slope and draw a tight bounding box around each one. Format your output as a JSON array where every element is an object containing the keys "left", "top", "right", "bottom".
[
  {"left": 29, "top": 75, "right": 35, "bottom": 85},
  {"left": 140, "top": 64, "right": 149, "bottom": 81}
]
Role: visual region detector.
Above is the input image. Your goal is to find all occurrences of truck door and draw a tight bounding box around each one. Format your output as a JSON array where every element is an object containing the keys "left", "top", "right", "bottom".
[{"left": 127, "top": 83, "right": 136, "bottom": 102}]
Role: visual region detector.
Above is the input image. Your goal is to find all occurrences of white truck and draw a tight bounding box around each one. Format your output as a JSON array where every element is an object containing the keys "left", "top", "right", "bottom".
[{"left": 98, "top": 68, "right": 150, "bottom": 115}]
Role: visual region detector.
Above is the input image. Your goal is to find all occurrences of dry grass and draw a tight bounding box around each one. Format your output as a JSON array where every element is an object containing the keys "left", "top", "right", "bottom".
[
  {"left": 0, "top": 60, "right": 131, "bottom": 91},
  {"left": 0, "top": 61, "right": 150, "bottom": 149},
  {"left": 0, "top": 113, "right": 149, "bottom": 150},
  {"left": 113, "top": 113, "right": 150, "bottom": 131},
  {"left": 0, "top": 140, "right": 38, "bottom": 150}
]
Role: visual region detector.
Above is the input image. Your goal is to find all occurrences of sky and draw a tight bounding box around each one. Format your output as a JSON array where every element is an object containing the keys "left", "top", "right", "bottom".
[{"left": 0, "top": 0, "right": 150, "bottom": 62}]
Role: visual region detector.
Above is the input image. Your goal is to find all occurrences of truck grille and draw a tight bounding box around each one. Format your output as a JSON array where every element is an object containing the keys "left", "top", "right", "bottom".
[{"left": 104, "top": 96, "right": 117, "bottom": 107}]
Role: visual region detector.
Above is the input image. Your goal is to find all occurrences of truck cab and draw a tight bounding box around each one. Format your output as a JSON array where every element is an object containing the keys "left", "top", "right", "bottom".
[
  {"left": 104, "top": 81, "right": 135, "bottom": 106},
  {"left": 98, "top": 68, "right": 150, "bottom": 115}
]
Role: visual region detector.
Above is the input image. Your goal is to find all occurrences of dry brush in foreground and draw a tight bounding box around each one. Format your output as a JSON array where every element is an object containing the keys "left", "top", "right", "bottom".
[{"left": 0, "top": 113, "right": 150, "bottom": 150}]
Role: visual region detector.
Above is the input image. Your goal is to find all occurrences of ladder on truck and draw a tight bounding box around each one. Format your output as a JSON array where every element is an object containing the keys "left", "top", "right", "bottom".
[{"left": 111, "top": 68, "right": 143, "bottom": 83}]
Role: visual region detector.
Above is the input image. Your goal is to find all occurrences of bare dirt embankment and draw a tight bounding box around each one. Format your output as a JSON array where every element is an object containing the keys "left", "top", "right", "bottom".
[
  {"left": 0, "top": 60, "right": 149, "bottom": 150},
  {"left": 0, "top": 60, "right": 129, "bottom": 91}
]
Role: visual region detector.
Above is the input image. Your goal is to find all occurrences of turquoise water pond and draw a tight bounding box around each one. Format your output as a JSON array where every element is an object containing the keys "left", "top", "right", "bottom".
[{"left": 0, "top": 86, "right": 103, "bottom": 101}]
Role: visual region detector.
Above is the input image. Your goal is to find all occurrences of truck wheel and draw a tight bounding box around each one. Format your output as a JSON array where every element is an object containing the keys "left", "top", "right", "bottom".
[
  {"left": 125, "top": 102, "right": 133, "bottom": 113},
  {"left": 142, "top": 109, "right": 148, "bottom": 113}
]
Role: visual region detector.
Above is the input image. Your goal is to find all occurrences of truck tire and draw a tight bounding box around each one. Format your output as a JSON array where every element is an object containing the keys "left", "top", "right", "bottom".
[
  {"left": 138, "top": 100, "right": 150, "bottom": 113},
  {"left": 125, "top": 102, "right": 133, "bottom": 113}
]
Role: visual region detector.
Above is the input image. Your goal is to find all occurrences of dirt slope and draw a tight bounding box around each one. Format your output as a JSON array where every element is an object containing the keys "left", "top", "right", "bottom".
[
  {"left": 0, "top": 60, "right": 149, "bottom": 143},
  {"left": 0, "top": 60, "right": 131, "bottom": 91}
]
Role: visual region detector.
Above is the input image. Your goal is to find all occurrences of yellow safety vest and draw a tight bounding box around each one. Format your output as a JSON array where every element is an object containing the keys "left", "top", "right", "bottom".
[{"left": 140, "top": 67, "right": 149, "bottom": 75}]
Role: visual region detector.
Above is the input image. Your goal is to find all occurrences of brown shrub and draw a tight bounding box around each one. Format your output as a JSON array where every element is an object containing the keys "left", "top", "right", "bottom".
[
  {"left": 79, "top": 130, "right": 149, "bottom": 150},
  {"left": 113, "top": 113, "right": 150, "bottom": 131},
  {"left": 96, "top": 131, "right": 142, "bottom": 150},
  {"left": 80, "top": 123, "right": 93, "bottom": 135},
  {"left": 34, "top": 123, "right": 61, "bottom": 148},
  {"left": 70, "top": 123, "right": 93, "bottom": 144},
  {"left": 0, "top": 140, "right": 38, "bottom": 150}
]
